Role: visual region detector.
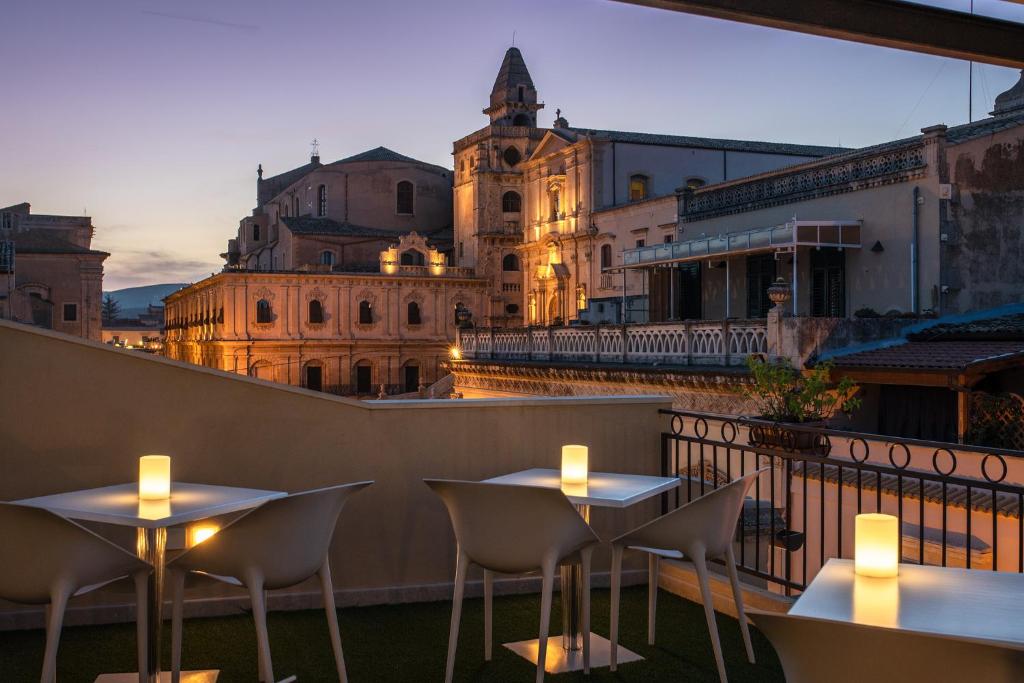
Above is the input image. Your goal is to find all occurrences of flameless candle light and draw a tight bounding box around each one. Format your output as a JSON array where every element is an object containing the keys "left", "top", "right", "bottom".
[
  {"left": 855, "top": 513, "right": 899, "bottom": 577},
  {"left": 138, "top": 455, "right": 171, "bottom": 500},
  {"left": 561, "top": 445, "right": 589, "bottom": 485}
]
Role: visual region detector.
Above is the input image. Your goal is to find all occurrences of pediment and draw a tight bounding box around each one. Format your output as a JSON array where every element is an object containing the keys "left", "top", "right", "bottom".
[{"left": 529, "top": 130, "right": 575, "bottom": 160}]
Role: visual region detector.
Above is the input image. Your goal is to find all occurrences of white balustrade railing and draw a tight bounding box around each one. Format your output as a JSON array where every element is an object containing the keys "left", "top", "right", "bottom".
[{"left": 456, "top": 320, "right": 767, "bottom": 366}]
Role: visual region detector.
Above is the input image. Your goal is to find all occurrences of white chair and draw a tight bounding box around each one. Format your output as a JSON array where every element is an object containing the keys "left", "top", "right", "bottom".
[
  {"left": 0, "top": 502, "right": 152, "bottom": 683},
  {"left": 167, "top": 481, "right": 373, "bottom": 683},
  {"left": 749, "top": 609, "right": 1024, "bottom": 683},
  {"left": 425, "top": 479, "right": 601, "bottom": 683},
  {"left": 608, "top": 469, "right": 765, "bottom": 682}
]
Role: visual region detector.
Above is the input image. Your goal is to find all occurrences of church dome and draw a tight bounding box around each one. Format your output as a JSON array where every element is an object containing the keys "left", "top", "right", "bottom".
[{"left": 992, "top": 69, "right": 1024, "bottom": 117}]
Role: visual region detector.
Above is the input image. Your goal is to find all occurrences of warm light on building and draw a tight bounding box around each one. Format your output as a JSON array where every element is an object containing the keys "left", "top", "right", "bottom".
[
  {"left": 855, "top": 513, "right": 899, "bottom": 577},
  {"left": 449, "top": 346, "right": 462, "bottom": 361},
  {"left": 138, "top": 455, "right": 171, "bottom": 500},
  {"left": 561, "top": 444, "right": 588, "bottom": 485},
  {"left": 187, "top": 523, "right": 220, "bottom": 548}
]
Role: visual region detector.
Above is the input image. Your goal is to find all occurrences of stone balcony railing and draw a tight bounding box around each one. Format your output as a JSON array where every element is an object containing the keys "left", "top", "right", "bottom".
[{"left": 457, "top": 320, "right": 768, "bottom": 366}]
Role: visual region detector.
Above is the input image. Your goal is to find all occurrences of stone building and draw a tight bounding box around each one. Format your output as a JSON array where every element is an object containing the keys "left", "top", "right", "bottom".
[
  {"left": 0, "top": 202, "right": 107, "bottom": 341},
  {"left": 452, "top": 47, "right": 845, "bottom": 328}
]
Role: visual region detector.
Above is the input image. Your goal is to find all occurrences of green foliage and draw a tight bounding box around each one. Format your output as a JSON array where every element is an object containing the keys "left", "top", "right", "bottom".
[
  {"left": 853, "top": 307, "right": 880, "bottom": 318},
  {"left": 742, "top": 357, "right": 862, "bottom": 423},
  {"left": 101, "top": 294, "right": 120, "bottom": 323}
]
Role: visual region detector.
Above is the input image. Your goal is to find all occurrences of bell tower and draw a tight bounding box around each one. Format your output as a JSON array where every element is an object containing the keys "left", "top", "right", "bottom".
[{"left": 484, "top": 47, "right": 544, "bottom": 127}]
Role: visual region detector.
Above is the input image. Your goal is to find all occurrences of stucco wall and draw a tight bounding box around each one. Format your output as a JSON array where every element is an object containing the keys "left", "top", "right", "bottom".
[{"left": 0, "top": 321, "right": 670, "bottom": 625}]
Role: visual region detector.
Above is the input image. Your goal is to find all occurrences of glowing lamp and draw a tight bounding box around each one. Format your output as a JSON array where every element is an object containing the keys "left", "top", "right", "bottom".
[
  {"left": 561, "top": 445, "right": 589, "bottom": 485},
  {"left": 449, "top": 346, "right": 462, "bottom": 361},
  {"left": 139, "top": 455, "right": 171, "bottom": 500},
  {"left": 187, "top": 523, "right": 220, "bottom": 548},
  {"left": 855, "top": 513, "right": 899, "bottom": 577}
]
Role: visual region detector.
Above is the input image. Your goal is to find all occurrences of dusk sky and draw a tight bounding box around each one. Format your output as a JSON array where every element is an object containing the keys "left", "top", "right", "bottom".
[{"left": 3, "top": 0, "right": 1023, "bottom": 290}]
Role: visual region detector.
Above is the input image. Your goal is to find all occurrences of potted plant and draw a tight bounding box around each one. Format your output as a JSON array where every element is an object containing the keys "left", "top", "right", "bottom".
[{"left": 741, "top": 357, "right": 861, "bottom": 453}]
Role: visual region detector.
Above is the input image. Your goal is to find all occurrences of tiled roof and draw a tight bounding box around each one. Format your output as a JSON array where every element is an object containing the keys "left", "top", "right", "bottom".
[
  {"left": 832, "top": 341, "right": 1024, "bottom": 371},
  {"left": 281, "top": 216, "right": 401, "bottom": 237},
  {"left": 907, "top": 314, "right": 1024, "bottom": 342},
  {"left": 333, "top": 147, "right": 449, "bottom": 174},
  {"left": 258, "top": 160, "right": 320, "bottom": 207},
  {"left": 565, "top": 127, "right": 847, "bottom": 157},
  {"left": 6, "top": 229, "right": 107, "bottom": 256},
  {"left": 490, "top": 47, "right": 534, "bottom": 107}
]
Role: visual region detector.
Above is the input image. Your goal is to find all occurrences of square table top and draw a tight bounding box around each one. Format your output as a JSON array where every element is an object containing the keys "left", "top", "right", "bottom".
[
  {"left": 789, "top": 558, "right": 1024, "bottom": 648},
  {"left": 15, "top": 482, "right": 287, "bottom": 529},
  {"left": 484, "top": 468, "right": 679, "bottom": 508}
]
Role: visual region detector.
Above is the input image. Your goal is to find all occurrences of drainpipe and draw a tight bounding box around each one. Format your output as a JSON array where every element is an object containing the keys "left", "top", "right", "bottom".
[{"left": 911, "top": 186, "right": 920, "bottom": 314}]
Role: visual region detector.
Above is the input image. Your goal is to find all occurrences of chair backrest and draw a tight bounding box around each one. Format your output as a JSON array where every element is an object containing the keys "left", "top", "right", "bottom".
[
  {"left": 749, "top": 609, "right": 1024, "bottom": 683},
  {"left": 425, "top": 479, "right": 598, "bottom": 574},
  {"left": 613, "top": 469, "right": 765, "bottom": 558},
  {"left": 171, "top": 481, "right": 372, "bottom": 589},
  {"left": 0, "top": 502, "right": 150, "bottom": 604}
]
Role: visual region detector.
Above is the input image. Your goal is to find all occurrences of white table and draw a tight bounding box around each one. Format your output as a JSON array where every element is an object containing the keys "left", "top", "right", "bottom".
[
  {"left": 789, "top": 558, "right": 1024, "bottom": 647},
  {"left": 484, "top": 468, "right": 679, "bottom": 673},
  {"left": 17, "top": 482, "right": 286, "bottom": 683}
]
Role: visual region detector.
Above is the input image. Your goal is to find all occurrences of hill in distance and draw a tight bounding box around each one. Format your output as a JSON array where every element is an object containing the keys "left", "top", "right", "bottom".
[{"left": 104, "top": 283, "right": 187, "bottom": 316}]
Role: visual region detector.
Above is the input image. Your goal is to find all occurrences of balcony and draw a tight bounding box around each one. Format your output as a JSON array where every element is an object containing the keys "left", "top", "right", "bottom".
[{"left": 457, "top": 320, "right": 768, "bottom": 366}]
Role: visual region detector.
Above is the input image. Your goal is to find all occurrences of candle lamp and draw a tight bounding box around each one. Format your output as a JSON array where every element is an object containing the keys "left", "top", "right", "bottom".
[
  {"left": 854, "top": 513, "right": 899, "bottom": 577},
  {"left": 139, "top": 455, "right": 171, "bottom": 501},
  {"left": 561, "top": 445, "right": 589, "bottom": 485}
]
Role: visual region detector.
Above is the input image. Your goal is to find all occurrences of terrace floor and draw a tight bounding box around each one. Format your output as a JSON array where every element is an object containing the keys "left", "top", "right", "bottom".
[{"left": 0, "top": 587, "right": 783, "bottom": 682}]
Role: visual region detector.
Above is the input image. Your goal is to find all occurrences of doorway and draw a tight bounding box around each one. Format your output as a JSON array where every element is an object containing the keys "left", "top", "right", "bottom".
[
  {"left": 305, "top": 365, "right": 323, "bottom": 392},
  {"left": 404, "top": 365, "right": 420, "bottom": 393},
  {"left": 355, "top": 365, "right": 372, "bottom": 394}
]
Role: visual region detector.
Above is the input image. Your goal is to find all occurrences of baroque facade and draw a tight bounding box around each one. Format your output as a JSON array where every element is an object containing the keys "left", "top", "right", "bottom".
[{"left": 0, "top": 202, "right": 107, "bottom": 341}]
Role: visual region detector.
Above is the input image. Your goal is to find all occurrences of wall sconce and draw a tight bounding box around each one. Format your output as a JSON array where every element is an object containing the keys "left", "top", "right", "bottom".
[
  {"left": 449, "top": 346, "right": 462, "bottom": 361},
  {"left": 561, "top": 445, "right": 589, "bottom": 485},
  {"left": 139, "top": 455, "right": 171, "bottom": 500},
  {"left": 855, "top": 513, "right": 899, "bottom": 577},
  {"left": 871, "top": 241, "right": 885, "bottom": 253},
  {"left": 187, "top": 523, "right": 220, "bottom": 548}
]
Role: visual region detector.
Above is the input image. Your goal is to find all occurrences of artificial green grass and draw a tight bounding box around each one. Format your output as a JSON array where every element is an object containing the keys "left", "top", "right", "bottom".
[{"left": 0, "top": 587, "right": 783, "bottom": 682}]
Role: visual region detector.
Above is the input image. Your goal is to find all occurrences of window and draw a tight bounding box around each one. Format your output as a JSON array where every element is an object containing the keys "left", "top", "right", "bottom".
[
  {"left": 685, "top": 177, "right": 707, "bottom": 190},
  {"left": 629, "top": 174, "right": 649, "bottom": 202},
  {"left": 317, "top": 184, "right": 327, "bottom": 217},
  {"left": 252, "top": 225, "right": 260, "bottom": 241},
  {"left": 396, "top": 181, "right": 414, "bottom": 214},
  {"left": 517, "top": 85, "right": 524, "bottom": 102},
  {"left": 256, "top": 299, "right": 273, "bottom": 323},
  {"left": 811, "top": 248, "right": 846, "bottom": 318},
  {"left": 502, "top": 191, "right": 521, "bottom": 213},
  {"left": 407, "top": 301, "right": 421, "bottom": 325},
  {"left": 550, "top": 189, "right": 560, "bottom": 220},
  {"left": 502, "top": 253, "right": 520, "bottom": 271},
  {"left": 459, "top": 242, "right": 464, "bottom": 258},
  {"left": 600, "top": 244, "right": 613, "bottom": 269},
  {"left": 663, "top": 234, "right": 674, "bottom": 244},
  {"left": 1, "top": 213, "right": 10, "bottom": 230},
  {"left": 503, "top": 146, "right": 521, "bottom": 167},
  {"left": 358, "top": 300, "right": 372, "bottom": 324},
  {"left": 400, "top": 250, "right": 425, "bottom": 266},
  {"left": 635, "top": 239, "right": 645, "bottom": 249},
  {"left": 746, "top": 254, "right": 777, "bottom": 318},
  {"left": 308, "top": 299, "right": 324, "bottom": 324},
  {"left": 512, "top": 113, "right": 530, "bottom": 126},
  {"left": 320, "top": 250, "right": 335, "bottom": 266},
  {"left": 62, "top": 303, "right": 78, "bottom": 322},
  {"left": 293, "top": 196, "right": 299, "bottom": 216}
]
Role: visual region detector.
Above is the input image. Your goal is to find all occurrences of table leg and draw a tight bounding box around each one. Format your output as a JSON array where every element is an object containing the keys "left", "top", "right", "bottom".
[
  {"left": 137, "top": 527, "right": 167, "bottom": 683},
  {"left": 560, "top": 503, "right": 589, "bottom": 652}
]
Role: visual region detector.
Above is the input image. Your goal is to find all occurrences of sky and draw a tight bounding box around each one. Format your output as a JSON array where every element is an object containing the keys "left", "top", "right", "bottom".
[{"left": 2, "top": 0, "right": 1023, "bottom": 290}]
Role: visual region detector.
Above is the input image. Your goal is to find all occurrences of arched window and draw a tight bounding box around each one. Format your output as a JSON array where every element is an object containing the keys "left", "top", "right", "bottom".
[
  {"left": 502, "top": 191, "right": 521, "bottom": 213},
  {"left": 317, "top": 184, "right": 327, "bottom": 216},
  {"left": 685, "top": 177, "right": 707, "bottom": 190},
  {"left": 503, "top": 146, "right": 521, "bottom": 167},
  {"left": 252, "top": 225, "right": 260, "bottom": 241},
  {"left": 308, "top": 299, "right": 324, "bottom": 324},
  {"left": 407, "top": 301, "right": 421, "bottom": 325},
  {"left": 600, "top": 244, "right": 613, "bottom": 269},
  {"left": 256, "top": 299, "right": 273, "bottom": 323},
  {"left": 502, "top": 253, "right": 520, "bottom": 271},
  {"left": 400, "top": 250, "right": 425, "bottom": 266},
  {"left": 549, "top": 188, "right": 560, "bottom": 220},
  {"left": 320, "top": 250, "right": 335, "bottom": 266},
  {"left": 281, "top": 204, "right": 288, "bottom": 218},
  {"left": 512, "top": 113, "right": 530, "bottom": 126},
  {"left": 396, "top": 181, "right": 414, "bottom": 215},
  {"left": 358, "top": 300, "right": 372, "bottom": 324},
  {"left": 629, "top": 174, "right": 649, "bottom": 201}
]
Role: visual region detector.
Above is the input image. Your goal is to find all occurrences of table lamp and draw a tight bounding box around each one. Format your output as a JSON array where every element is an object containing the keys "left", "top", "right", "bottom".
[
  {"left": 561, "top": 444, "right": 589, "bottom": 485},
  {"left": 139, "top": 455, "right": 171, "bottom": 500},
  {"left": 854, "top": 513, "right": 899, "bottom": 577}
]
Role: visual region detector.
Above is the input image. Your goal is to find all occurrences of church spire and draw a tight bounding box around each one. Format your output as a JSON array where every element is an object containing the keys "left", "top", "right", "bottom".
[{"left": 483, "top": 47, "right": 543, "bottom": 127}]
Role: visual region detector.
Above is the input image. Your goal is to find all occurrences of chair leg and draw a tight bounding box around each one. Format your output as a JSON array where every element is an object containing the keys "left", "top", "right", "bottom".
[
  {"left": 725, "top": 545, "right": 755, "bottom": 664},
  {"left": 535, "top": 557, "right": 557, "bottom": 683},
  {"left": 580, "top": 547, "right": 593, "bottom": 675},
  {"left": 247, "top": 576, "right": 274, "bottom": 683},
  {"left": 136, "top": 569, "right": 152, "bottom": 683},
  {"left": 609, "top": 545, "right": 624, "bottom": 672},
  {"left": 318, "top": 558, "right": 348, "bottom": 683},
  {"left": 41, "top": 583, "right": 71, "bottom": 683},
  {"left": 483, "top": 569, "right": 493, "bottom": 661},
  {"left": 693, "top": 551, "right": 728, "bottom": 683},
  {"left": 444, "top": 550, "right": 469, "bottom": 683},
  {"left": 648, "top": 553, "right": 659, "bottom": 646}
]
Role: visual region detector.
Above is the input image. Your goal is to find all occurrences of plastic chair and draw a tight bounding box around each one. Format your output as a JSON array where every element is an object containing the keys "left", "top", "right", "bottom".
[
  {"left": 167, "top": 481, "right": 373, "bottom": 683},
  {"left": 608, "top": 469, "right": 766, "bottom": 682},
  {"left": 749, "top": 609, "right": 1024, "bottom": 683},
  {"left": 0, "top": 502, "right": 152, "bottom": 683},
  {"left": 425, "top": 479, "right": 600, "bottom": 683}
]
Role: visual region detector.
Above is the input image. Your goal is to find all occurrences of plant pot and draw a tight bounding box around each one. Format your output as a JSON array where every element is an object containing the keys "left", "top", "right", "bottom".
[
  {"left": 772, "top": 529, "right": 806, "bottom": 552},
  {"left": 748, "top": 420, "right": 831, "bottom": 455}
]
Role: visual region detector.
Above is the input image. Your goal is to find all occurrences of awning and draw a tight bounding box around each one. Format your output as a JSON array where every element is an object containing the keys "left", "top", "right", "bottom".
[{"left": 614, "top": 220, "right": 862, "bottom": 271}]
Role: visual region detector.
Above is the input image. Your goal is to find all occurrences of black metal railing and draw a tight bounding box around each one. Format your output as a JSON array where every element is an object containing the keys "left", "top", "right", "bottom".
[{"left": 660, "top": 409, "right": 1024, "bottom": 594}]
